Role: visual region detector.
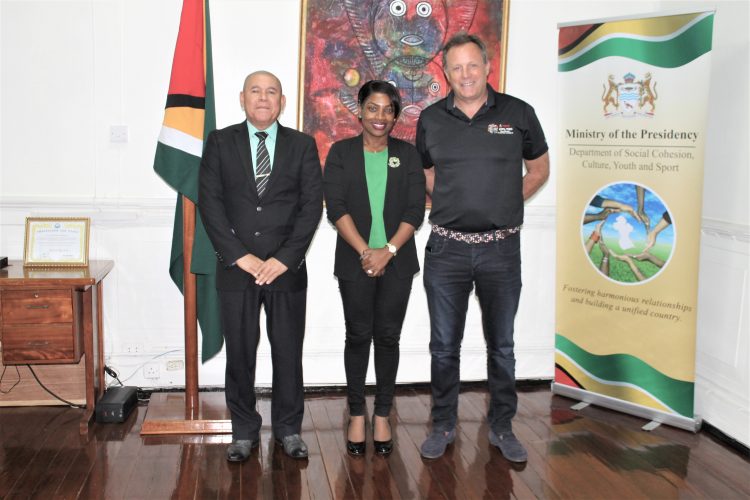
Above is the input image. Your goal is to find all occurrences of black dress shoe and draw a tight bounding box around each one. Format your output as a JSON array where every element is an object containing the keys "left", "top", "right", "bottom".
[
  {"left": 373, "top": 438, "right": 393, "bottom": 455},
  {"left": 373, "top": 415, "right": 393, "bottom": 456},
  {"left": 226, "top": 439, "right": 259, "bottom": 462},
  {"left": 347, "top": 439, "right": 366, "bottom": 456},
  {"left": 275, "top": 434, "right": 309, "bottom": 459}
]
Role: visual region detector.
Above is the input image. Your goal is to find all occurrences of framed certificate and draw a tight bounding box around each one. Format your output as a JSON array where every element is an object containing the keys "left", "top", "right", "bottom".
[{"left": 23, "top": 217, "right": 90, "bottom": 267}]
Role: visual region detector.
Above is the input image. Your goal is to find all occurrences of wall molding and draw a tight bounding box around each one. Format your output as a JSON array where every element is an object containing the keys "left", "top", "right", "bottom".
[
  {"left": 701, "top": 217, "right": 750, "bottom": 243},
  {"left": 0, "top": 196, "right": 176, "bottom": 228},
  {"left": 3, "top": 196, "right": 746, "bottom": 237}
]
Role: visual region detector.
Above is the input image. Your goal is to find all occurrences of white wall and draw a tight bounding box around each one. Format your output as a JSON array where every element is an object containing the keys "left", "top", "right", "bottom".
[
  {"left": 663, "top": 0, "right": 749, "bottom": 448},
  {"left": 0, "top": 0, "right": 747, "bottom": 445}
]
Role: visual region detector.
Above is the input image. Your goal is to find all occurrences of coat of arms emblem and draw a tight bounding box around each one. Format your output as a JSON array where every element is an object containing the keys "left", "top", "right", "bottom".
[{"left": 602, "top": 72, "right": 658, "bottom": 117}]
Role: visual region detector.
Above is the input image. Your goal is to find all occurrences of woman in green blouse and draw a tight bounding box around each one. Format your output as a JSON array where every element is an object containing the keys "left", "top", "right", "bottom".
[{"left": 323, "top": 81, "right": 425, "bottom": 456}]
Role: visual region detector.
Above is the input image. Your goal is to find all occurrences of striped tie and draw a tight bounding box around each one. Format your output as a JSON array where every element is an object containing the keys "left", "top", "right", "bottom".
[{"left": 255, "top": 131, "right": 271, "bottom": 197}]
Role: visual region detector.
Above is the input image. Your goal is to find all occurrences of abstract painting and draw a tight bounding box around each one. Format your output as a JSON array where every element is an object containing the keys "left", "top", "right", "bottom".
[{"left": 298, "top": 0, "right": 509, "bottom": 163}]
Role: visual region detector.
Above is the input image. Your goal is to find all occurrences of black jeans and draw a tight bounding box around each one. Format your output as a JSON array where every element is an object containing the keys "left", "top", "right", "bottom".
[
  {"left": 338, "top": 269, "right": 414, "bottom": 417},
  {"left": 423, "top": 231, "right": 522, "bottom": 433}
]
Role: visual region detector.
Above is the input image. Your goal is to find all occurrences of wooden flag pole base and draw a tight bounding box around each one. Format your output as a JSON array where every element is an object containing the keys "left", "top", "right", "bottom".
[{"left": 141, "top": 392, "right": 231, "bottom": 435}]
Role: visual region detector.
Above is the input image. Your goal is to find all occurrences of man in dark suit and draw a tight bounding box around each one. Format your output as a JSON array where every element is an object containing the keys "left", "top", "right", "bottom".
[{"left": 199, "top": 70, "right": 323, "bottom": 462}]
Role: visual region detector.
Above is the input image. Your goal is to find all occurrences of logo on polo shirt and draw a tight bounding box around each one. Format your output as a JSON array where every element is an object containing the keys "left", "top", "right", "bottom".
[{"left": 487, "top": 123, "right": 514, "bottom": 135}]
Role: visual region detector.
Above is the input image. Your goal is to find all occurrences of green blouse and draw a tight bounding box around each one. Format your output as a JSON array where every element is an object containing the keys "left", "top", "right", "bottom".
[{"left": 364, "top": 148, "right": 388, "bottom": 247}]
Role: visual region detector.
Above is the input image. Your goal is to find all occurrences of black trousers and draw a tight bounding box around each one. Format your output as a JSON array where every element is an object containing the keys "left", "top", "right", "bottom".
[
  {"left": 338, "top": 270, "right": 413, "bottom": 417},
  {"left": 219, "top": 286, "right": 306, "bottom": 441}
]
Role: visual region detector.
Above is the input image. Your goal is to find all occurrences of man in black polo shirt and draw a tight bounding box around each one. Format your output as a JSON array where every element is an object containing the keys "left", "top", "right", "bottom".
[{"left": 416, "top": 33, "right": 549, "bottom": 461}]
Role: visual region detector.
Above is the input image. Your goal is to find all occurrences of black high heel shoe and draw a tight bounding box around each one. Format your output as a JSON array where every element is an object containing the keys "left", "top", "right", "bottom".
[
  {"left": 347, "top": 417, "right": 366, "bottom": 457},
  {"left": 372, "top": 415, "right": 393, "bottom": 456}
]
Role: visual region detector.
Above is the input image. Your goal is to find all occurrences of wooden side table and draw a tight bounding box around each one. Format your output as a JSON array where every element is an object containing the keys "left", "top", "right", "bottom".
[{"left": 0, "top": 260, "right": 114, "bottom": 433}]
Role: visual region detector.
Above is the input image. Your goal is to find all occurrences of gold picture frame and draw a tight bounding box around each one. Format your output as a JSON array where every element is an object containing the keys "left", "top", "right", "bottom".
[{"left": 23, "top": 217, "right": 91, "bottom": 267}]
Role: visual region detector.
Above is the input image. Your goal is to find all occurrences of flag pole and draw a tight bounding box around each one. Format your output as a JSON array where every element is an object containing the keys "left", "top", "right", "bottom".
[
  {"left": 182, "top": 195, "right": 200, "bottom": 416},
  {"left": 142, "top": 0, "right": 231, "bottom": 435}
]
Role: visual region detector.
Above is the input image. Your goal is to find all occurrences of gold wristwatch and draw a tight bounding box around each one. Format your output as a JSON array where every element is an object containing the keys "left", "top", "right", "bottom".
[{"left": 385, "top": 243, "right": 397, "bottom": 256}]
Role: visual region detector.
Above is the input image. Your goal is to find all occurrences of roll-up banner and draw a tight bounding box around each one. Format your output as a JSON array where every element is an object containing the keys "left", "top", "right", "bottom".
[{"left": 554, "top": 11, "right": 714, "bottom": 431}]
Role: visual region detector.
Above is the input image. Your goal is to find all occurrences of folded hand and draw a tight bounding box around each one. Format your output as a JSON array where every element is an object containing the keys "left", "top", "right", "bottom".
[
  {"left": 361, "top": 247, "right": 392, "bottom": 277},
  {"left": 255, "top": 257, "right": 288, "bottom": 285}
]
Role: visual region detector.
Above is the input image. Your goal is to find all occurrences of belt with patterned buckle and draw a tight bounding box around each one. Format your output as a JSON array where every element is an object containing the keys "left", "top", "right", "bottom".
[{"left": 431, "top": 224, "right": 521, "bottom": 244}]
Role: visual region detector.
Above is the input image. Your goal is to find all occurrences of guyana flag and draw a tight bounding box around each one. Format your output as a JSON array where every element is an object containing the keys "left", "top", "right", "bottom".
[{"left": 154, "top": 0, "right": 222, "bottom": 362}]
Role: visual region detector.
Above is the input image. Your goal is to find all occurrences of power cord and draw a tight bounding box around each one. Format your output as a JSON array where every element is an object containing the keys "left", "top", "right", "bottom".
[
  {"left": 104, "top": 365, "right": 123, "bottom": 386},
  {"left": 5, "top": 360, "right": 155, "bottom": 407},
  {"left": 26, "top": 365, "right": 83, "bottom": 408},
  {"left": 104, "top": 365, "right": 151, "bottom": 403},
  {"left": 0, "top": 365, "right": 21, "bottom": 394}
]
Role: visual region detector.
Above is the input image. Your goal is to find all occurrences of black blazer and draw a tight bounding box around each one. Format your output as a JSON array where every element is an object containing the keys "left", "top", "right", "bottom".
[
  {"left": 323, "top": 135, "right": 425, "bottom": 280},
  {"left": 198, "top": 121, "right": 323, "bottom": 291}
]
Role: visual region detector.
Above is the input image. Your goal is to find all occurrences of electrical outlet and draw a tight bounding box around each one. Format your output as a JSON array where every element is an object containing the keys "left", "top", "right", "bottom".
[
  {"left": 110, "top": 125, "right": 129, "bottom": 143},
  {"left": 124, "top": 343, "right": 143, "bottom": 354},
  {"left": 166, "top": 359, "right": 184, "bottom": 371},
  {"left": 143, "top": 363, "right": 160, "bottom": 379}
]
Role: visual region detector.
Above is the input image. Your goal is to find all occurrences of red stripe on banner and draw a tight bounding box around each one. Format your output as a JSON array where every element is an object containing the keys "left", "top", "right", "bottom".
[
  {"left": 558, "top": 24, "right": 599, "bottom": 53},
  {"left": 555, "top": 365, "right": 582, "bottom": 389},
  {"left": 167, "top": 0, "right": 206, "bottom": 99}
]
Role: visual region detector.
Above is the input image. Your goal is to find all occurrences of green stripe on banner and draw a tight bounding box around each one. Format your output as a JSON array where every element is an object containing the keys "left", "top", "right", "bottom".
[
  {"left": 556, "top": 334, "right": 694, "bottom": 417},
  {"left": 559, "top": 14, "right": 713, "bottom": 72}
]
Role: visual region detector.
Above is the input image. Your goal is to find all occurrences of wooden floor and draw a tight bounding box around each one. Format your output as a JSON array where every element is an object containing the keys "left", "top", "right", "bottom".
[{"left": 0, "top": 386, "right": 748, "bottom": 499}]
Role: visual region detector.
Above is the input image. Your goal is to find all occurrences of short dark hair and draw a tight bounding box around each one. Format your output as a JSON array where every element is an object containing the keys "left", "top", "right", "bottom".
[
  {"left": 441, "top": 32, "right": 488, "bottom": 68},
  {"left": 357, "top": 80, "right": 402, "bottom": 118}
]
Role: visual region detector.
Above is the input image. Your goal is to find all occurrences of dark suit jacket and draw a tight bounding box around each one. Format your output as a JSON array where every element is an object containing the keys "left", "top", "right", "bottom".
[
  {"left": 323, "top": 135, "right": 425, "bottom": 280},
  {"left": 198, "top": 121, "right": 323, "bottom": 292}
]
